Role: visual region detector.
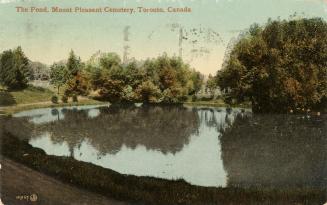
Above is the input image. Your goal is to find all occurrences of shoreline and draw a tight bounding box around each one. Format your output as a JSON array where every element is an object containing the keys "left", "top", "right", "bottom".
[
  {"left": 0, "top": 98, "right": 107, "bottom": 115},
  {"left": 1, "top": 102, "right": 326, "bottom": 204},
  {"left": 0, "top": 99, "right": 243, "bottom": 115},
  {"left": 1, "top": 132, "right": 325, "bottom": 205}
]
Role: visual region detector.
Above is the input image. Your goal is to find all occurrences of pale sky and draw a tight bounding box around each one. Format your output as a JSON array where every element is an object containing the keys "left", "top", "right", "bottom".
[{"left": 0, "top": 0, "right": 326, "bottom": 75}]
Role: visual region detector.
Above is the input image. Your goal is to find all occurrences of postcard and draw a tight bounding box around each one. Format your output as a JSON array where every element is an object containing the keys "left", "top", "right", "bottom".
[{"left": 0, "top": 0, "right": 326, "bottom": 204}]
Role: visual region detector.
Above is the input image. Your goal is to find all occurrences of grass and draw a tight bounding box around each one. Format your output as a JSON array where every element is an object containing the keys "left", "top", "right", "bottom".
[
  {"left": 1, "top": 131, "right": 325, "bottom": 205},
  {"left": 9, "top": 85, "right": 54, "bottom": 104},
  {"left": 0, "top": 84, "right": 106, "bottom": 115}
]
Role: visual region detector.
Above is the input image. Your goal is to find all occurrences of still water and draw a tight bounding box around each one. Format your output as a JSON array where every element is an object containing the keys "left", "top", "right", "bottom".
[{"left": 7, "top": 104, "right": 327, "bottom": 188}]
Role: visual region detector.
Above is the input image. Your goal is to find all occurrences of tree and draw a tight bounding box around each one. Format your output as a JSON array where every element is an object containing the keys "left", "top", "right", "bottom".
[
  {"left": 216, "top": 18, "right": 327, "bottom": 113},
  {"left": 61, "top": 51, "right": 89, "bottom": 98},
  {"left": 189, "top": 70, "right": 204, "bottom": 95},
  {"left": 50, "top": 63, "right": 68, "bottom": 94},
  {"left": 135, "top": 80, "right": 162, "bottom": 103},
  {"left": 99, "top": 52, "right": 121, "bottom": 70},
  {"left": 66, "top": 50, "right": 81, "bottom": 77},
  {"left": 64, "top": 72, "right": 89, "bottom": 97},
  {"left": 84, "top": 52, "right": 205, "bottom": 104},
  {"left": 98, "top": 79, "right": 125, "bottom": 103},
  {"left": 0, "top": 47, "right": 30, "bottom": 89},
  {"left": 206, "top": 74, "right": 216, "bottom": 98}
]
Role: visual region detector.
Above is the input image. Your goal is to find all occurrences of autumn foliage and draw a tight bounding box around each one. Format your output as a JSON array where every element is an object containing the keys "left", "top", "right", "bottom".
[{"left": 217, "top": 18, "right": 327, "bottom": 113}]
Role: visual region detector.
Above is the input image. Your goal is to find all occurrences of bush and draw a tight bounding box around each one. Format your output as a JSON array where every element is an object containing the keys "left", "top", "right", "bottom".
[
  {"left": 72, "top": 94, "right": 78, "bottom": 102},
  {"left": 51, "top": 95, "right": 58, "bottom": 104},
  {"left": 61, "top": 95, "right": 68, "bottom": 103}
]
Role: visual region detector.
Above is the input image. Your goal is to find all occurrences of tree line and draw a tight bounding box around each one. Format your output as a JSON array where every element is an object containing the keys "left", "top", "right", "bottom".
[
  {"left": 1, "top": 17, "right": 326, "bottom": 112},
  {"left": 50, "top": 51, "right": 204, "bottom": 104}
]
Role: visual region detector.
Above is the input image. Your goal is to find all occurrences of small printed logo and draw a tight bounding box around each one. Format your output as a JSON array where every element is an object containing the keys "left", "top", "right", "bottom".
[{"left": 16, "top": 194, "right": 38, "bottom": 202}]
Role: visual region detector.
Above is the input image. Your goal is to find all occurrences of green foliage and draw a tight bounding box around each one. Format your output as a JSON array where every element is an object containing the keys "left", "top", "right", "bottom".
[
  {"left": 61, "top": 95, "right": 68, "bottom": 103},
  {"left": 162, "top": 86, "right": 188, "bottom": 103},
  {"left": 50, "top": 63, "right": 68, "bottom": 94},
  {"left": 99, "top": 52, "right": 121, "bottom": 70},
  {"left": 50, "top": 50, "right": 88, "bottom": 98},
  {"left": 206, "top": 74, "right": 217, "bottom": 97},
  {"left": 190, "top": 70, "right": 204, "bottom": 95},
  {"left": 72, "top": 94, "right": 78, "bottom": 102},
  {"left": 51, "top": 95, "right": 58, "bottom": 104},
  {"left": 66, "top": 50, "right": 82, "bottom": 77},
  {"left": 84, "top": 52, "right": 203, "bottom": 104},
  {"left": 98, "top": 79, "right": 125, "bottom": 103},
  {"left": 217, "top": 18, "right": 327, "bottom": 113},
  {"left": 64, "top": 72, "right": 89, "bottom": 97},
  {"left": 0, "top": 47, "right": 30, "bottom": 89},
  {"left": 134, "top": 80, "right": 161, "bottom": 103}
]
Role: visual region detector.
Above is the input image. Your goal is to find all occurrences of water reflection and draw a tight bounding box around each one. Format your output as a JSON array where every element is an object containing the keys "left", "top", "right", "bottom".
[
  {"left": 6, "top": 105, "right": 238, "bottom": 187},
  {"left": 34, "top": 105, "right": 201, "bottom": 155},
  {"left": 220, "top": 113, "right": 327, "bottom": 189},
  {"left": 3, "top": 105, "right": 326, "bottom": 188}
]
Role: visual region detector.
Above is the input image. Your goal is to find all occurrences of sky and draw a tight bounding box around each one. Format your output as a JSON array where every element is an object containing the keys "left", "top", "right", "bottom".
[{"left": 0, "top": 0, "right": 327, "bottom": 75}]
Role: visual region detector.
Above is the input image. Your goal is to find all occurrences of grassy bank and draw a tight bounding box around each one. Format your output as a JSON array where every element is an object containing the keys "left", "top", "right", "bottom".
[
  {"left": 1, "top": 98, "right": 106, "bottom": 115},
  {"left": 0, "top": 85, "right": 106, "bottom": 115},
  {"left": 1, "top": 131, "right": 325, "bottom": 205},
  {"left": 0, "top": 85, "right": 249, "bottom": 115},
  {"left": 0, "top": 85, "right": 54, "bottom": 106},
  {"left": 10, "top": 86, "right": 54, "bottom": 104}
]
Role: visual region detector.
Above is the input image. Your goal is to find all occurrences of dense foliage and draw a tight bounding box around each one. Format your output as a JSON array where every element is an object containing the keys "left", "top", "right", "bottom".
[
  {"left": 50, "top": 50, "right": 88, "bottom": 96},
  {"left": 83, "top": 52, "right": 204, "bottom": 103},
  {"left": 50, "top": 62, "right": 67, "bottom": 94},
  {"left": 0, "top": 47, "right": 30, "bottom": 89},
  {"left": 217, "top": 18, "right": 327, "bottom": 113}
]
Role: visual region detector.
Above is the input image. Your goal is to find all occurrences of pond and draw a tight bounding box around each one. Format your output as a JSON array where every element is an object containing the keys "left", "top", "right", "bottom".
[{"left": 4, "top": 104, "right": 327, "bottom": 188}]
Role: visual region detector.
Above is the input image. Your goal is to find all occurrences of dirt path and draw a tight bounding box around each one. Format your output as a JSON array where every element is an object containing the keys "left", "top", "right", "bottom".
[{"left": 0, "top": 157, "right": 128, "bottom": 205}]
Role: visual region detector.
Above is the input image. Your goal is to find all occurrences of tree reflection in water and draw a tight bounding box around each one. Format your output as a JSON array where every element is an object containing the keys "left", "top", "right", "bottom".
[
  {"left": 32, "top": 105, "right": 201, "bottom": 157},
  {"left": 219, "top": 113, "right": 327, "bottom": 188},
  {"left": 3, "top": 105, "right": 325, "bottom": 189}
]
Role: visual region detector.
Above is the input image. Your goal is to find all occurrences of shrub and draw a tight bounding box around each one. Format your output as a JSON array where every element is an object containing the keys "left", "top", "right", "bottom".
[
  {"left": 51, "top": 95, "right": 58, "bottom": 104},
  {"left": 72, "top": 94, "right": 78, "bottom": 102},
  {"left": 61, "top": 95, "right": 68, "bottom": 103}
]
